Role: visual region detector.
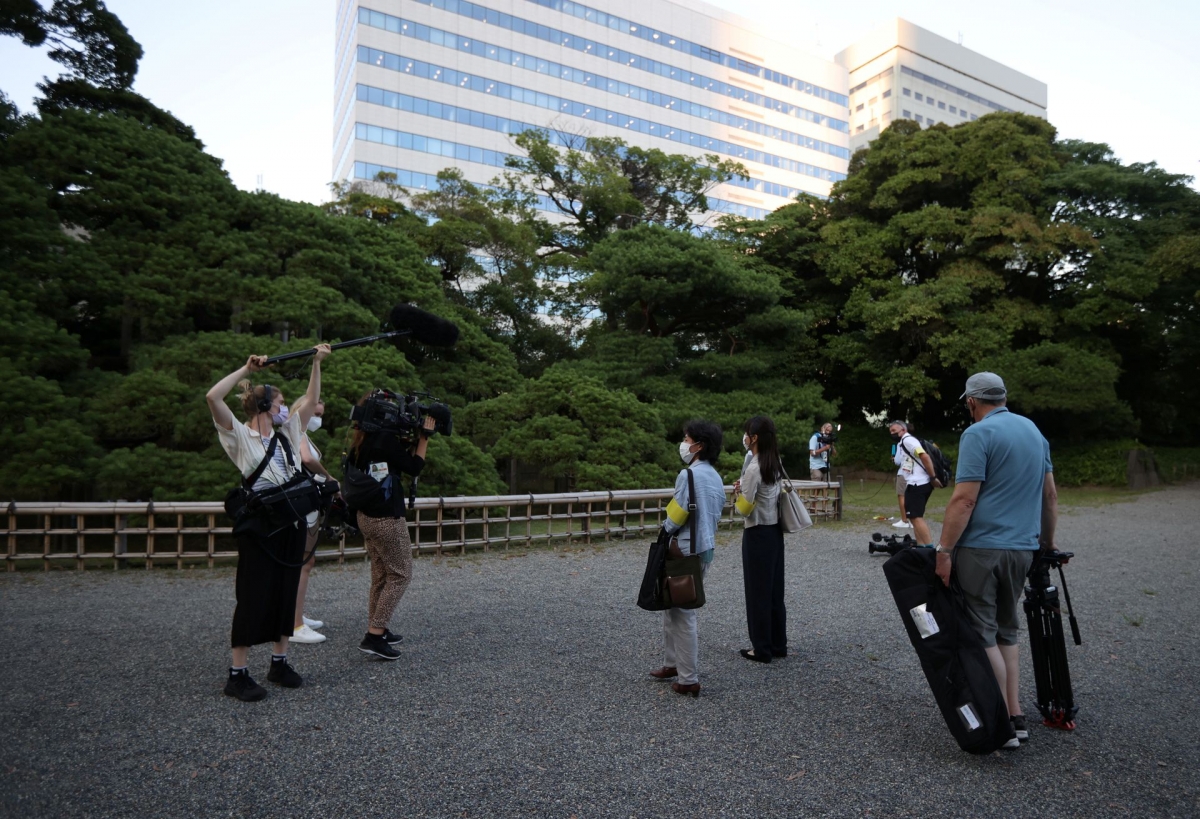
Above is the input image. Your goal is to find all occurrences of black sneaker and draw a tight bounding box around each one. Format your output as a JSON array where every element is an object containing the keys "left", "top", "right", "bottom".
[
  {"left": 1011, "top": 714, "right": 1029, "bottom": 742},
  {"left": 359, "top": 632, "right": 401, "bottom": 660},
  {"left": 266, "top": 660, "right": 303, "bottom": 688},
  {"left": 224, "top": 672, "right": 267, "bottom": 702},
  {"left": 383, "top": 629, "right": 404, "bottom": 646}
]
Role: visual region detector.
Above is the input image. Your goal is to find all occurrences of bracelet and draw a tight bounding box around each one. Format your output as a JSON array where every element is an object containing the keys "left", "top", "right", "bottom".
[{"left": 935, "top": 545, "right": 954, "bottom": 554}]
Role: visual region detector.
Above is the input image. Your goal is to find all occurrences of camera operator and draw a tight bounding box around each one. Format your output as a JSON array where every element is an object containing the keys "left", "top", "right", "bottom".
[
  {"left": 347, "top": 393, "right": 436, "bottom": 661},
  {"left": 206, "top": 344, "right": 331, "bottom": 702},
  {"left": 934, "top": 372, "right": 1058, "bottom": 748},
  {"left": 808, "top": 423, "right": 836, "bottom": 481}
]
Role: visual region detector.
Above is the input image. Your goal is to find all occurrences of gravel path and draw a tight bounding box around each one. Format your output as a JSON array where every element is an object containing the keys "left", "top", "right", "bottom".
[{"left": 2, "top": 485, "right": 1198, "bottom": 818}]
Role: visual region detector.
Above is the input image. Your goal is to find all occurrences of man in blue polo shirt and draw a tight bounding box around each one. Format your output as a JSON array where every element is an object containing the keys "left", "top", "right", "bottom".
[{"left": 934, "top": 372, "right": 1059, "bottom": 749}]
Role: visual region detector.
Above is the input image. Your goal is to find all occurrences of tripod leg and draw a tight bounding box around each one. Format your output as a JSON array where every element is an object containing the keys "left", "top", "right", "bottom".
[
  {"left": 1024, "top": 592, "right": 1054, "bottom": 724},
  {"left": 1043, "top": 594, "right": 1077, "bottom": 730}
]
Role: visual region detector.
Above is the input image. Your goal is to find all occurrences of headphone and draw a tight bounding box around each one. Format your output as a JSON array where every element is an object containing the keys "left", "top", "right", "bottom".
[{"left": 256, "top": 384, "right": 274, "bottom": 414}]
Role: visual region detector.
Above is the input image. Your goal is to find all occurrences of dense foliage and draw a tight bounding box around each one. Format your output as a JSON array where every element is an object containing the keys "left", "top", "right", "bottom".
[{"left": 2, "top": 4, "right": 1197, "bottom": 501}]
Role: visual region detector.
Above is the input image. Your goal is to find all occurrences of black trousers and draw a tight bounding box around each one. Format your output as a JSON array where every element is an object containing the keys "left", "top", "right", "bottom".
[
  {"left": 742, "top": 522, "right": 787, "bottom": 660},
  {"left": 230, "top": 525, "right": 305, "bottom": 648}
]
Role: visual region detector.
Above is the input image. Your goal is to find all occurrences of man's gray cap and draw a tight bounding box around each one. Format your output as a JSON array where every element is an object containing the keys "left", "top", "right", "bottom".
[{"left": 960, "top": 372, "right": 1007, "bottom": 400}]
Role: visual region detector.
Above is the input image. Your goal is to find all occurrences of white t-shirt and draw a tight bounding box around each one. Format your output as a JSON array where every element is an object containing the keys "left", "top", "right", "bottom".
[
  {"left": 215, "top": 412, "right": 318, "bottom": 525},
  {"left": 894, "top": 433, "right": 931, "bottom": 486}
]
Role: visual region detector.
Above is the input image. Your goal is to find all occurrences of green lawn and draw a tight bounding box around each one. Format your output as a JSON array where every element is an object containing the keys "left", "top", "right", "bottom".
[{"left": 839, "top": 478, "right": 1168, "bottom": 528}]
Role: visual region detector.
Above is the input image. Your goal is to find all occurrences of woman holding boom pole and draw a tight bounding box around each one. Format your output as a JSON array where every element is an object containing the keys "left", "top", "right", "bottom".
[{"left": 206, "top": 344, "right": 331, "bottom": 702}]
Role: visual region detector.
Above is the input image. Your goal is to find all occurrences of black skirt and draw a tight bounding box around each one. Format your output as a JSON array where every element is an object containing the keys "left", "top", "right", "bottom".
[{"left": 230, "top": 524, "right": 306, "bottom": 647}]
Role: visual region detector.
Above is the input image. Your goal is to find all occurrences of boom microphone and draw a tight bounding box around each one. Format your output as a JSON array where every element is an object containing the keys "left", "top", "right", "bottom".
[
  {"left": 390, "top": 304, "right": 460, "bottom": 348},
  {"left": 261, "top": 305, "right": 460, "bottom": 364}
]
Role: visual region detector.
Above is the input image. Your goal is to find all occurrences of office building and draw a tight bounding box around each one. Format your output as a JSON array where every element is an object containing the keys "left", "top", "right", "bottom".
[
  {"left": 333, "top": 0, "right": 852, "bottom": 220},
  {"left": 834, "top": 19, "right": 1048, "bottom": 153}
]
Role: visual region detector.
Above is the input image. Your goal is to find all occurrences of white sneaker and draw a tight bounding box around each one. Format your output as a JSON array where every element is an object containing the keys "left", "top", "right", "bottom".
[
  {"left": 302, "top": 615, "right": 324, "bottom": 630},
  {"left": 891, "top": 520, "right": 913, "bottom": 528},
  {"left": 290, "top": 624, "right": 326, "bottom": 644}
]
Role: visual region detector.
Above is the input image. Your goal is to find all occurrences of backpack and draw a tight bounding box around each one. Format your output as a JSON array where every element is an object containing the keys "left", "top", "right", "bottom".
[{"left": 901, "top": 436, "right": 954, "bottom": 487}]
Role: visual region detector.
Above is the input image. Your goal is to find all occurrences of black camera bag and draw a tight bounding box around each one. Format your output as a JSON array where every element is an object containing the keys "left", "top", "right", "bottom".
[
  {"left": 341, "top": 453, "right": 393, "bottom": 514},
  {"left": 224, "top": 433, "right": 319, "bottom": 539},
  {"left": 881, "top": 547, "right": 1016, "bottom": 754}
]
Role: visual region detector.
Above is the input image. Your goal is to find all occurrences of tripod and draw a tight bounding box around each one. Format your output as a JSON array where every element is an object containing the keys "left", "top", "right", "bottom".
[{"left": 1023, "top": 549, "right": 1082, "bottom": 730}]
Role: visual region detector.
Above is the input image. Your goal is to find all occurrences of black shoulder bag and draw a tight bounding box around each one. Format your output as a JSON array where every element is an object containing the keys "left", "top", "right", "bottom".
[
  {"left": 637, "top": 468, "right": 705, "bottom": 611},
  {"left": 224, "top": 433, "right": 321, "bottom": 544}
]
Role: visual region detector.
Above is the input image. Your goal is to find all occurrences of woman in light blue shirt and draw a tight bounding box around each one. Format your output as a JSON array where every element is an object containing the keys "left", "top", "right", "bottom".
[{"left": 649, "top": 420, "right": 725, "bottom": 698}]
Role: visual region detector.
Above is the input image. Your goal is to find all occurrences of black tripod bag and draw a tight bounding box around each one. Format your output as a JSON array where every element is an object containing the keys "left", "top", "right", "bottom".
[{"left": 882, "top": 547, "right": 1015, "bottom": 754}]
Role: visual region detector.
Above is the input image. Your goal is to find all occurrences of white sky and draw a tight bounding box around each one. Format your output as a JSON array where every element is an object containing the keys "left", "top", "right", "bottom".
[{"left": 1, "top": 0, "right": 1197, "bottom": 204}]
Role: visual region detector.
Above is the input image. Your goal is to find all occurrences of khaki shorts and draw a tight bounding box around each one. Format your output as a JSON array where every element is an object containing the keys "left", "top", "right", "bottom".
[
  {"left": 954, "top": 548, "right": 1034, "bottom": 647},
  {"left": 895, "top": 475, "right": 907, "bottom": 496},
  {"left": 810, "top": 468, "right": 828, "bottom": 481}
]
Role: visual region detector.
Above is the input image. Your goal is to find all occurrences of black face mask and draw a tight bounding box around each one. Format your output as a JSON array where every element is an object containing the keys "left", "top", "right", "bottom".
[{"left": 890, "top": 432, "right": 902, "bottom": 443}]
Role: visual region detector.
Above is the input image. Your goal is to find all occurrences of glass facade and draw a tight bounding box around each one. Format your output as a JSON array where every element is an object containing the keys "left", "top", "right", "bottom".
[
  {"left": 353, "top": 159, "right": 772, "bottom": 218},
  {"left": 356, "top": 86, "right": 817, "bottom": 199},
  {"left": 359, "top": 6, "right": 848, "bottom": 132},
  {"left": 355, "top": 52, "right": 848, "bottom": 182},
  {"left": 514, "top": 0, "right": 848, "bottom": 105},
  {"left": 357, "top": 13, "right": 848, "bottom": 158}
]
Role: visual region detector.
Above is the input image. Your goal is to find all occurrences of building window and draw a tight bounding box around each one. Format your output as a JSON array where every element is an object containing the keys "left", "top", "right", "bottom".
[
  {"left": 914, "top": 92, "right": 923, "bottom": 101},
  {"left": 856, "top": 103, "right": 864, "bottom": 111},
  {"left": 915, "top": 114, "right": 923, "bottom": 123},
  {"left": 902, "top": 88, "right": 911, "bottom": 96},
  {"left": 970, "top": 114, "right": 978, "bottom": 120},
  {"left": 902, "top": 109, "right": 911, "bottom": 118},
  {"left": 960, "top": 110, "right": 968, "bottom": 118},
  {"left": 883, "top": 89, "right": 892, "bottom": 98},
  {"left": 949, "top": 105, "right": 957, "bottom": 114},
  {"left": 938, "top": 101, "right": 946, "bottom": 109},
  {"left": 928, "top": 97, "right": 935, "bottom": 106},
  {"left": 868, "top": 96, "right": 877, "bottom": 105},
  {"left": 856, "top": 124, "right": 865, "bottom": 132}
]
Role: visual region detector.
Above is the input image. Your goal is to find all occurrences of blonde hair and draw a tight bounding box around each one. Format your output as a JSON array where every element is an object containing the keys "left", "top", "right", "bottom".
[{"left": 235, "top": 379, "right": 284, "bottom": 418}]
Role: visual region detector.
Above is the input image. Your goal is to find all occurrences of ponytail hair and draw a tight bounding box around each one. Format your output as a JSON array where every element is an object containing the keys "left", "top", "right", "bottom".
[{"left": 745, "top": 415, "right": 782, "bottom": 484}]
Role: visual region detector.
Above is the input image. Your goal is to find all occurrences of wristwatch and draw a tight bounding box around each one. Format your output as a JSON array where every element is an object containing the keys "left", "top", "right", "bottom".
[{"left": 935, "top": 545, "right": 954, "bottom": 555}]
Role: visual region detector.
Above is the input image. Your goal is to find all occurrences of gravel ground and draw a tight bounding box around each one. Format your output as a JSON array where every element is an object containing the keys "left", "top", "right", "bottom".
[{"left": 2, "top": 484, "right": 1198, "bottom": 818}]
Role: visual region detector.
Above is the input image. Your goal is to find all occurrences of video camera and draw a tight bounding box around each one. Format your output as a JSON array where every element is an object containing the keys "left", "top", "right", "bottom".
[
  {"left": 817, "top": 423, "right": 841, "bottom": 447},
  {"left": 868, "top": 532, "right": 917, "bottom": 556},
  {"left": 349, "top": 388, "right": 453, "bottom": 441}
]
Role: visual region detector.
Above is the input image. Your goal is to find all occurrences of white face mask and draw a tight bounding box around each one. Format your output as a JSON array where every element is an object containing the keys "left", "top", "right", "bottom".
[
  {"left": 307, "top": 416, "right": 323, "bottom": 432},
  {"left": 742, "top": 434, "right": 751, "bottom": 451},
  {"left": 679, "top": 440, "right": 696, "bottom": 464}
]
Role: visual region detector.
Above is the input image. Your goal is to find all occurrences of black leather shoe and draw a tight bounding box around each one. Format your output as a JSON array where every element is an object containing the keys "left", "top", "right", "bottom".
[{"left": 740, "top": 649, "right": 771, "bottom": 664}]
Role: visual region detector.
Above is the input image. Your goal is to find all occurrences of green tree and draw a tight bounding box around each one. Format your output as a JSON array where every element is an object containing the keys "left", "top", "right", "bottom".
[{"left": 497, "top": 129, "right": 746, "bottom": 258}]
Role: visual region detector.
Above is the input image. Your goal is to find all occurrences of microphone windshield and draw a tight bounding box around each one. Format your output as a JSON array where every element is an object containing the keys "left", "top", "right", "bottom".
[{"left": 389, "top": 304, "right": 460, "bottom": 348}]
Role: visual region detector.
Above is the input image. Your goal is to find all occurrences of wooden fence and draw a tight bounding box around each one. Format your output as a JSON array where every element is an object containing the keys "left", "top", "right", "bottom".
[{"left": 3, "top": 481, "right": 841, "bottom": 571}]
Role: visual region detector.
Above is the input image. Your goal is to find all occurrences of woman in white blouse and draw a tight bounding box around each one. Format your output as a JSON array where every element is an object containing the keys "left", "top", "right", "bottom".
[
  {"left": 206, "top": 345, "right": 329, "bottom": 701},
  {"left": 733, "top": 415, "right": 786, "bottom": 663}
]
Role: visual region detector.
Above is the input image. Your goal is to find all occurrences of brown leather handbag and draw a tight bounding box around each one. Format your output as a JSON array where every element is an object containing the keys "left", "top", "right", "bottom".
[{"left": 662, "top": 468, "right": 705, "bottom": 609}]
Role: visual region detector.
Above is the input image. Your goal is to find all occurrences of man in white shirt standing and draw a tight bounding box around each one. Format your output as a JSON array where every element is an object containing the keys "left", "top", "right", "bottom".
[{"left": 888, "top": 421, "right": 942, "bottom": 547}]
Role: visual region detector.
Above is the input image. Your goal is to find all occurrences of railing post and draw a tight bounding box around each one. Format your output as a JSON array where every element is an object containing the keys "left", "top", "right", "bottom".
[
  {"left": 6, "top": 502, "right": 15, "bottom": 573},
  {"left": 146, "top": 501, "right": 155, "bottom": 570},
  {"left": 114, "top": 512, "right": 127, "bottom": 570}
]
